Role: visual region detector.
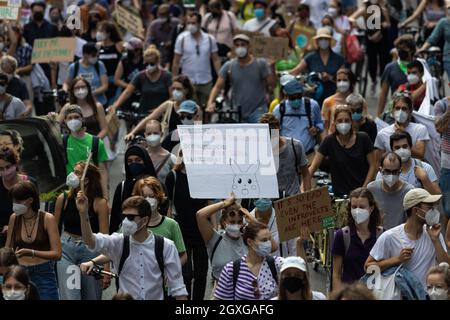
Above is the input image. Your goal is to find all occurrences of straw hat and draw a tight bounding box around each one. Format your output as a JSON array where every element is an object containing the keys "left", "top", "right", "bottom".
[{"left": 312, "top": 27, "right": 336, "bottom": 49}]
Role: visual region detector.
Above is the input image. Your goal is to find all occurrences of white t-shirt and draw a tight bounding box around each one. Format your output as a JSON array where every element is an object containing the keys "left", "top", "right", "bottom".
[
  {"left": 331, "top": 31, "right": 342, "bottom": 55},
  {"left": 242, "top": 18, "right": 277, "bottom": 37},
  {"left": 335, "top": 15, "right": 351, "bottom": 32},
  {"left": 369, "top": 223, "right": 447, "bottom": 287},
  {"left": 375, "top": 158, "right": 438, "bottom": 187},
  {"left": 249, "top": 208, "right": 298, "bottom": 257},
  {"left": 374, "top": 122, "right": 430, "bottom": 152},
  {"left": 174, "top": 31, "right": 218, "bottom": 85},
  {"left": 301, "top": 0, "right": 330, "bottom": 29}
]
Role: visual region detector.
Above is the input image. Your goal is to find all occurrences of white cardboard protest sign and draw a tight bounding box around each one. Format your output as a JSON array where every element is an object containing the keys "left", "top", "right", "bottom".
[{"left": 177, "top": 123, "right": 279, "bottom": 199}]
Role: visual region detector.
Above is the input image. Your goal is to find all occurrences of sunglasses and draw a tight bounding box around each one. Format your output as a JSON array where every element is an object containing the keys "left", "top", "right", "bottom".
[
  {"left": 252, "top": 279, "right": 261, "bottom": 299},
  {"left": 122, "top": 214, "right": 142, "bottom": 221},
  {"left": 179, "top": 114, "right": 193, "bottom": 120},
  {"left": 228, "top": 209, "right": 244, "bottom": 218},
  {"left": 382, "top": 169, "right": 400, "bottom": 175}
]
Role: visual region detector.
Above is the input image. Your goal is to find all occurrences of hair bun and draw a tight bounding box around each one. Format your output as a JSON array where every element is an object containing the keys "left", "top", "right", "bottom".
[{"left": 439, "top": 262, "right": 450, "bottom": 269}]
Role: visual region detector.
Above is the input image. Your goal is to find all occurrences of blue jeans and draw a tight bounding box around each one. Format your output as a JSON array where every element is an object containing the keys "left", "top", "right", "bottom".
[
  {"left": 440, "top": 168, "right": 450, "bottom": 218},
  {"left": 56, "top": 234, "right": 102, "bottom": 300},
  {"left": 24, "top": 261, "right": 59, "bottom": 300},
  {"left": 242, "top": 106, "right": 267, "bottom": 124}
]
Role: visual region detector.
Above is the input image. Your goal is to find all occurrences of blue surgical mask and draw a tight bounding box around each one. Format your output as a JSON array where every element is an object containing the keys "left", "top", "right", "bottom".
[
  {"left": 254, "top": 240, "right": 272, "bottom": 257},
  {"left": 254, "top": 198, "right": 272, "bottom": 212},
  {"left": 289, "top": 99, "right": 301, "bottom": 109},
  {"left": 352, "top": 112, "right": 363, "bottom": 121},
  {"left": 254, "top": 8, "right": 265, "bottom": 19}
]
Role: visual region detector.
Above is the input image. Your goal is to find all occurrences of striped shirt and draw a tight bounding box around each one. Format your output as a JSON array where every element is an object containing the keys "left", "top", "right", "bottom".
[
  {"left": 433, "top": 97, "right": 450, "bottom": 169},
  {"left": 214, "top": 255, "right": 283, "bottom": 300},
  {"left": 14, "top": 43, "right": 32, "bottom": 69}
]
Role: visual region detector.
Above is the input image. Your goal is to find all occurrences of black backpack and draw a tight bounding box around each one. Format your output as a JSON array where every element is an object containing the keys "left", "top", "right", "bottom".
[
  {"left": 232, "top": 256, "right": 278, "bottom": 298},
  {"left": 279, "top": 97, "right": 312, "bottom": 128},
  {"left": 116, "top": 234, "right": 166, "bottom": 297},
  {"left": 63, "top": 134, "right": 99, "bottom": 165}
]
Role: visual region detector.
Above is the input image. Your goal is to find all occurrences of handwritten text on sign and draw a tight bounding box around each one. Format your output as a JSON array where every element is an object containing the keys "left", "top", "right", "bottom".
[
  {"left": 253, "top": 37, "right": 289, "bottom": 60},
  {"left": 32, "top": 38, "right": 76, "bottom": 64},
  {"left": 274, "top": 187, "right": 333, "bottom": 242},
  {"left": 115, "top": 4, "right": 145, "bottom": 39},
  {"left": 0, "top": 6, "right": 18, "bottom": 19}
]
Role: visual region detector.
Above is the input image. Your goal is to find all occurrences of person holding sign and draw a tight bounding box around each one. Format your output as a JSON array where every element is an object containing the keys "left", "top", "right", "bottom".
[
  {"left": 331, "top": 187, "right": 383, "bottom": 291},
  {"left": 309, "top": 105, "right": 377, "bottom": 197},
  {"left": 206, "top": 34, "right": 276, "bottom": 123}
]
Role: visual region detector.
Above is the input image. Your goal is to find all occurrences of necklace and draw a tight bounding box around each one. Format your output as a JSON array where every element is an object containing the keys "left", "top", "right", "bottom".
[
  {"left": 24, "top": 214, "right": 38, "bottom": 241},
  {"left": 337, "top": 134, "right": 351, "bottom": 148}
]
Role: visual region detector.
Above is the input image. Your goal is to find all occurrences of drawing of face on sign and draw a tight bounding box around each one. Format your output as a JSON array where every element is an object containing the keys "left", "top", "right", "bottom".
[{"left": 229, "top": 159, "right": 260, "bottom": 198}]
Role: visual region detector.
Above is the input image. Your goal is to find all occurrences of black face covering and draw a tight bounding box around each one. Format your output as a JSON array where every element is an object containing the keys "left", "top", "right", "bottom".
[
  {"left": 89, "top": 19, "right": 98, "bottom": 29},
  {"left": 282, "top": 277, "right": 304, "bottom": 294},
  {"left": 398, "top": 49, "right": 410, "bottom": 61},
  {"left": 212, "top": 11, "right": 222, "bottom": 18},
  {"left": 33, "top": 12, "right": 44, "bottom": 22}
]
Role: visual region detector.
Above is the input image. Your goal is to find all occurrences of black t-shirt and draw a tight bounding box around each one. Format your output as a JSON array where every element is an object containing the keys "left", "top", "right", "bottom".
[
  {"left": 358, "top": 118, "right": 377, "bottom": 143},
  {"left": 318, "top": 132, "right": 374, "bottom": 197},
  {"left": 165, "top": 170, "right": 207, "bottom": 245},
  {"left": 7, "top": 77, "right": 29, "bottom": 102}
]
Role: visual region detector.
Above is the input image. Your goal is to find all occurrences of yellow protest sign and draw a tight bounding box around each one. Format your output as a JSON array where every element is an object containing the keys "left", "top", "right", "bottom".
[
  {"left": 115, "top": 4, "right": 145, "bottom": 40},
  {"left": 31, "top": 38, "right": 76, "bottom": 64},
  {"left": 274, "top": 187, "right": 333, "bottom": 242},
  {"left": 252, "top": 37, "right": 289, "bottom": 60}
]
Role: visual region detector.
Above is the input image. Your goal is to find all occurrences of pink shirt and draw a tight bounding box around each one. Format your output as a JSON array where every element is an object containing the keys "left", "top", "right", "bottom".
[{"left": 202, "top": 11, "right": 238, "bottom": 49}]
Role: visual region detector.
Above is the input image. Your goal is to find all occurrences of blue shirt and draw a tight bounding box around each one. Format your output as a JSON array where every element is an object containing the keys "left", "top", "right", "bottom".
[
  {"left": 428, "top": 17, "right": 450, "bottom": 63},
  {"left": 273, "top": 98, "right": 324, "bottom": 153},
  {"left": 68, "top": 61, "right": 108, "bottom": 106}
]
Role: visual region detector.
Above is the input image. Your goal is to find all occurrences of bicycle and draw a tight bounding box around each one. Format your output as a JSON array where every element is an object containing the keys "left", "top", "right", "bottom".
[{"left": 353, "top": 29, "right": 368, "bottom": 97}]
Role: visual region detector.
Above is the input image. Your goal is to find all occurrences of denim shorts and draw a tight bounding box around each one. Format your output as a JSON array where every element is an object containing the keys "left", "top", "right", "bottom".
[
  {"left": 439, "top": 168, "right": 450, "bottom": 217},
  {"left": 24, "top": 261, "right": 59, "bottom": 300}
]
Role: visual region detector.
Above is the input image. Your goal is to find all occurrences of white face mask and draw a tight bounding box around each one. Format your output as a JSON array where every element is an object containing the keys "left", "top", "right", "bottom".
[
  {"left": 420, "top": 208, "right": 441, "bottom": 226},
  {"left": 96, "top": 32, "right": 106, "bottom": 42},
  {"left": 122, "top": 218, "right": 139, "bottom": 236},
  {"left": 147, "top": 64, "right": 157, "bottom": 73},
  {"left": 88, "top": 57, "right": 98, "bottom": 65},
  {"left": 181, "top": 118, "right": 194, "bottom": 125},
  {"left": 13, "top": 203, "right": 28, "bottom": 216},
  {"left": 187, "top": 24, "right": 199, "bottom": 34},
  {"left": 427, "top": 287, "right": 448, "bottom": 300},
  {"left": 394, "top": 148, "right": 411, "bottom": 163},
  {"left": 351, "top": 208, "right": 370, "bottom": 224},
  {"left": 336, "top": 123, "right": 351, "bottom": 135},
  {"left": 67, "top": 119, "right": 83, "bottom": 132},
  {"left": 337, "top": 81, "right": 350, "bottom": 93},
  {"left": 318, "top": 39, "right": 330, "bottom": 49},
  {"left": 146, "top": 134, "right": 161, "bottom": 147},
  {"left": 328, "top": 7, "right": 338, "bottom": 17},
  {"left": 382, "top": 174, "right": 399, "bottom": 188},
  {"left": 235, "top": 47, "right": 248, "bottom": 58},
  {"left": 225, "top": 224, "right": 241, "bottom": 238},
  {"left": 172, "top": 89, "right": 184, "bottom": 101},
  {"left": 253, "top": 240, "right": 272, "bottom": 257},
  {"left": 74, "top": 88, "right": 88, "bottom": 100},
  {"left": 393, "top": 110, "right": 409, "bottom": 124},
  {"left": 66, "top": 172, "right": 80, "bottom": 189},
  {"left": 146, "top": 197, "right": 158, "bottom": 212},
  {"left": 2, "top": 289, "right": 26, "bottom": 300},
  {"left": 407, "top": 74, "right": 420, "bottom": 85}
]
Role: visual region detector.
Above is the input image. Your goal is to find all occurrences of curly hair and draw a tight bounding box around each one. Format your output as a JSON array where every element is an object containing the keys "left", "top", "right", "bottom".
[{"left": 132, "top": 176, "right": 167, "bottom": 204}]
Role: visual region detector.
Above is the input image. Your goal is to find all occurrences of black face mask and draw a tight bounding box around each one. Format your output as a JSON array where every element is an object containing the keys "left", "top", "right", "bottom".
[
  {"left": 398, "top": 49, "right": 410, "bottom": 61},
  {"left": 128, "top": 162, "right": 147, "bottom": 177},
  {"left": 33, "top": 12, "right": 44, "bottom": 22},
  {"left": 282, "top": 277, "right": 304, "bottom": 294},
  {"left": 212, "top": 11, "right": 221, "bottom": 18},
  {"left": 89, "top": 20, "right": 98, "bottom": 29}
]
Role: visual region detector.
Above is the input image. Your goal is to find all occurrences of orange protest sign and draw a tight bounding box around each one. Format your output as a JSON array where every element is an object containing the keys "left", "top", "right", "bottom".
[{"left": 274, "top": 187, "right": 333, "bottom": 242}]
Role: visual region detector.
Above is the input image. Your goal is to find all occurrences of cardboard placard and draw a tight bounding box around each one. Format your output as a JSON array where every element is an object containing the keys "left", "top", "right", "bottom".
[
  {"left": 106, "top": 113, "right": 120, "bottom": 141},
  {"left": 252, "top": 37, "right": 289, "bottom": 60},
  {"left": 274, "top": 187, "right": 333, "bottom": 242},
  {"left": 114, "top": 4, "right": 145, "bottom": 39},
  {"left": 7, "top": 0, "right": 21, "bottom": 7},
  {"left": 31, "top": 37, "right": 76, "bottom": 64},
  {"left": 0, "top": 5, "right": 18, "bottom": 20}
]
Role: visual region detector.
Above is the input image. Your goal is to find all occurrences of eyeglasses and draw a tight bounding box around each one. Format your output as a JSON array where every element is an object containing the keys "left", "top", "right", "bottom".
[
  {"left": 252, "top": 279, "right": 261, "bottom": 299},
  {"left": 382, "top": 169, "right": 400, "bottom": 175},
  {"left": 122, "top": 214, "right": 141, "bottom": 221},
  {"left": 179, "top": 114, "right": 193, "bottom": 120}
]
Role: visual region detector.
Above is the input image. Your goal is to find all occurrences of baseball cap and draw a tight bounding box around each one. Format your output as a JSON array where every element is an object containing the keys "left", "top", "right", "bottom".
[
  {"left": 283, "top": 79, "right": 303, "bottom": 95},
  {"left": 280, "top": 74, "right": 295, "bottom": 87},
  {"left": 124, "top": 37, "right": 143, "bottom": 51},
  {"left": 233, "top": 34, "right": 250, "bottom": 43},
  {"left": 178, "top": 100, "right": 198, "bottom": 114},
  {"left": 403, "top": 188, "right": 442, "bottom": 211},
  {"left": 280, "top": 256, "right": 307, "bottom": 273},
  {"left": 64, "top": 104, "right": 83, "bottom": 119}
]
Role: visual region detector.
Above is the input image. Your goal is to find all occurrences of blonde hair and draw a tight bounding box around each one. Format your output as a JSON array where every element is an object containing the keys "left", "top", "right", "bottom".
[
  {"left": 0, "top": 55, "right": 18, "bottom": 72},
  {"left": 144, "top": 45, "right": 160, "bottom": 60},
  {"left": 132, "top": 176, "right": 167, "bottom": 204}
]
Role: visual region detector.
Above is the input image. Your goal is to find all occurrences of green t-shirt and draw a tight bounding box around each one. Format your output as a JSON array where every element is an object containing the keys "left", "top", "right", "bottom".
[
  {"left": 148, "top": 216, "right": 186, "bottom": 253},
  {"left": 65, "top": 133, "right": 108, "bottom": 174}
]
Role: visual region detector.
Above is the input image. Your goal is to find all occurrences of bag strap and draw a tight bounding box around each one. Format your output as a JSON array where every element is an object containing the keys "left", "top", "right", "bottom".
[
  {"left": 210, "top": 235, "right": 223, "bottom": 263},
  {"left": 171, "top": 169, "right": 177, "bottom": 204},
  {"left": 94, "top": 61, "right": 100, "bottom": 78},
  {"left": 74, "top": 61, "right": 79, "bottom": 77},
  {"left": 63, "top": 134, "right": 69, "bottom": 165},
  {"left": 91, "top": 135, "right": 99, "bottom": 165},
  {"left": 304, "top": 97, "right": 313, "bottom": 128},
  {"left": 155, "top": 153, "right": 172, "bottom": 175},
  {"left": 256, "top": 19, "right": 272, "bottom": 33},
  {"left": 232, "top": 258, "right": 241, "bottom": 297},
  {"left": 342, "top": 226, "right": 351, "bottom": 257},
  {"left": 279, "top": 100, "right": 286, "bottom": 127},
  {"left": 265, "top": 255, "right": 278, "bottom": 284},
  {"left": 154, "top": 234, "right": 165, "bottom": 284},
  {"left": 117, "top": 235, "right": 130, "bottom": 291}
]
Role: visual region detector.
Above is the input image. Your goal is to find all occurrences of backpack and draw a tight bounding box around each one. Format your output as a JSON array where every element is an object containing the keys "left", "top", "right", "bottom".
[
  {"left": 0, "top": 94, "right": 14, "bottom": 121},
  {"left": 73, "top": 60, "right": 100, "bottom": 79},
  {"left": 232, "top": 256, "right": 278, "bottom": 297},
  {"left": 340, "top": 226, "right": 383, "bottom": 257},
  {"left": 279, "top": 97, "right": 312, "bottom": 129},
  {"left": 116, "top": 234, "right": 166, "bottom": 297},
  {"left": 63, "top": 134, "right": 99, "bottom": 165}
]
